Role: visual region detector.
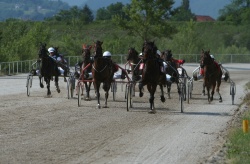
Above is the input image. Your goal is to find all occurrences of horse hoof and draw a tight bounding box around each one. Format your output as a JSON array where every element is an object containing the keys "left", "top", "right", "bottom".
[
  {"left": 148, "top": 110, "right": 156, "bottom": 114},
  {"left": 219, "top": 99, "right": 222, "bottom": 103},
  {"left": 139, "top": 92, "right": 143, "bottom": 97},
  {"left": 96, "top": 104, "right": 101, "bottom": 109},
  {"left": 40, "top": 84, "right": 44, "bottom": 88},
  {"left": 161, "top": 96, "right": 166, "bottom": 102},
  {"left": 57, "top": 89, "right": 60, "bottom": 93},
  {"left": 85, "top": 97, "right": 91, "bottom": 101},
  {"left": 103, "top": 106, "right": 109, "bottom": 108}
]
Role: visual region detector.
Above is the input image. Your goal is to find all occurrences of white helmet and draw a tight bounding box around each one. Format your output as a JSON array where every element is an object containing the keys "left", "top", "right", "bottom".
[
  {"left": 157, "top": 50, "right": 161, "bottom": 56},
  {"left": 210, "top": 54, "right": 215, "bottom": 59},
  {"left": 48, "top": 47, "right": 55, "bottom": 53},
  {"left": 103, "top": 51, "right": 111, "bottom": 57},
  {"left": 139, "top": 52, "right": 143, "bottom": 56}
]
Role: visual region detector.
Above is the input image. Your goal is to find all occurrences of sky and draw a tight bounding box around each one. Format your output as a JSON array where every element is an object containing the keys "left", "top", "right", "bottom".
[{"left": 61, "top": 0, "right": 232, "bottom": 19}]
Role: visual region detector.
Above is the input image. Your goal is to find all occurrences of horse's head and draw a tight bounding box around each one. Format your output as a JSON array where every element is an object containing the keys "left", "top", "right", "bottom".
[
  {"left": 163, "top": 49, "right": 172, "bottom": 61},
  {"left": 142, "top": 41, "right": 157, "bottom": 59},
  {"left": 82, "top": 44, "right": 92, "bottom": 61},
  {"left": 127, "top": 47, "right": 139, "bottom": 62},
  {"left": 93, "top": 40, "right": 103, "bottom": 58},
  {"left": 201, "top": 49, "right": 213, "bottom": 67},
  {"left": 38, "top": 43, "right": 47, "bottom": 58}
]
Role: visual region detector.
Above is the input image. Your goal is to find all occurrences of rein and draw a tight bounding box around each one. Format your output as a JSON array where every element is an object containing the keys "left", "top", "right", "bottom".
[{"left": 92, "top": 64, "right": 107, "bottom": 73}]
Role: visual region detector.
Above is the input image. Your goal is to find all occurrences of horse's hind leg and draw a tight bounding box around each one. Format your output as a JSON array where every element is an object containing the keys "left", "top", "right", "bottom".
[
  {"left": 39, "top": 76, "right": 44, "bottom": 88},
  {"left": 148, "top": 85, "right": 157, "bottom": 114},
  {"left": 84, "top": 82, "right": 91, "bottom": 101},
  {"left": 159, "top": 84, "right": 165, "bottom": 102},
  {"left": 46, "top": 79, "right": 51, "bottom": 96},
  {"left": 166, "top": 82, "right": 171, "bottom": 99},
  {"left": 216, "top": 81, "right": 222, "bottom": 102},
  {"left": 55, "top": 76, "right": 60, "bottom": 93},
  {"left": 202, "top": 82, "right": 205, "bottom": 95},
  {"left": 139, "top": 82, "right": 144, "bottom": 97},
  {"left": 95, "top": 82, "right": 101, "bottom": 109}
]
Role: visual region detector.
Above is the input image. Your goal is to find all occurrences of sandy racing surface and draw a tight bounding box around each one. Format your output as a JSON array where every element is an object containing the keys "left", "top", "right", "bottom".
[{"left": 0, "top": 63, "right": 250, "bottom": 164}]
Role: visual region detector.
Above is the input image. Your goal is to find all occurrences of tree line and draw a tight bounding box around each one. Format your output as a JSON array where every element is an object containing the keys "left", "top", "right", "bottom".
[{"left": 0, "top": 0, "right": 249, "bottom": 63}]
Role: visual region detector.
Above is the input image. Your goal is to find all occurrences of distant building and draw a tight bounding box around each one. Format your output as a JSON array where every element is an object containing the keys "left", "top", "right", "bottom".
[{"left": 195, "top": 15, "right": 215, "bottom": 22}]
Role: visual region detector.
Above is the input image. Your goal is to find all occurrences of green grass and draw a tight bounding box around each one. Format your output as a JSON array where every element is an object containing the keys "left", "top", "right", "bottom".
[{"left": 225, "top": 83, "right": 250, "bottom": 163}]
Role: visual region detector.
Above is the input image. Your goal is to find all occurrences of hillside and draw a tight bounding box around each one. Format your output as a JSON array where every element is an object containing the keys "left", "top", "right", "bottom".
[{"left": 0, "top": 0, "right": 70, "bottom": 21}]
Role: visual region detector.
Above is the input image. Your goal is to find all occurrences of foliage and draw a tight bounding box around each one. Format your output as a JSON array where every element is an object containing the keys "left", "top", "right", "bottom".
[
  {"left": 218, "top": 0, "right": 250, "bottom": 25},
  {"left": 96, "top": 2, "right": 126, "bottom": 21},
  {"left": 112, "top": 0, "right": 177, "bottom": 41},
  {"left": 171, "top": 0, "right": 196, "bottom": 21}
]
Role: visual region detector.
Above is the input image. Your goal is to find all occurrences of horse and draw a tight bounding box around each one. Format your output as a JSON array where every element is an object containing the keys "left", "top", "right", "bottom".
[
  {"left": 54, "top": 46, "right": 69, "bottom": 82},
  {"left": 126, "top": 47, "right": 142, "bottom": 82},
  {"left": 139, "top": 41, "right": 165, "bottom": 114},
  {"left": 80, "top": 44, "right": 93, "bottom": 100},
  {"left": 161, "top": 50, "right": 179, "bottom": 99},
  {"left": 93, "top": 40, "right": 103, "bottom": 58},
  {"left": 92, "top": 40, "right": 114, "bottom": 108},
  {"left": 37, "top": 43, "right": 61, "bottom": 97},
  {"left": 200, "top": 49, "right": 222, "bottom": 103},
  {"left": 92, "top": 57, "right": 115, "bottom": 108}
]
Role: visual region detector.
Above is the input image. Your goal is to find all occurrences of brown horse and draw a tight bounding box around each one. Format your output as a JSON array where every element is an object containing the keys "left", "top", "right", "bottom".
[
  {"left": 162, "top": 50, "right": 179, "bottom": 99},
  {"left": 81, "top": 44, "right": 93, "bottom": 100},
  {"left": 38, "top": 43, "right": 61, "bottom": 96},
  {"left": 126, "top": 47, "right": 142, "bottom": 82},
  {"left": 139, "top": 41, "right": 165, "bottom": 113},
  {"left": 92, "top": 40, "right": 114, "bottom": 108},
  {"left": 201, "top": 49, "right": 222, "bottom": 103}
]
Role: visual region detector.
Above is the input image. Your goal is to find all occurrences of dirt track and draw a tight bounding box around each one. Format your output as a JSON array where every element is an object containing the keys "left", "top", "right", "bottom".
[{"left": 0, "top": 63, "right": 249, "bottom": 164}]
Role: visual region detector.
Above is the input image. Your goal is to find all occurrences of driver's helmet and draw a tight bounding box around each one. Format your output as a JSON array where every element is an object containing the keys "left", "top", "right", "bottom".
[
  {"left": 210, "top": 54, "right": 215, "bottom": 60},
  {"left": 139, "top": 52, "right": 143, "bottom": 57},
  {"left": 48, "top": 47, "right": 55, "bottom": 53},
  {"left": 103, "top": 51, "right": 111, "bottom": 57}
]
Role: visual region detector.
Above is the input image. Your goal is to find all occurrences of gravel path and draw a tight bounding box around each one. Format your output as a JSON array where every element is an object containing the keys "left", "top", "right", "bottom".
[{"left": 0, "top": 63, "right": 249, "bottom": 164}]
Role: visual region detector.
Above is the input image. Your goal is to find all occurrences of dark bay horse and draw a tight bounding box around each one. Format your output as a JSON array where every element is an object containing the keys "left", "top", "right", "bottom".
[
  {"left": 92, "top": 58, "right": 114, "bottom": 108},
  {"left": 81, "top": 44, "right": 93, "bottom": 100},
  {"left": 139, "top": 41, "right": 165, "bottom": 113},
  {"left": 162, "top": 50, "right": 179, "bottom": 99},
  {"left": 38, "top": 43, "right": 60, "bottom": 96},
  {"left": 201, "top": 49, "right": 222, "bottom": 103},
  {"left": 92, "top": 40, "right": 114, "bottom": 108},
  {"left": 126, "top": 47, "right": 142, "bottom": 82}
]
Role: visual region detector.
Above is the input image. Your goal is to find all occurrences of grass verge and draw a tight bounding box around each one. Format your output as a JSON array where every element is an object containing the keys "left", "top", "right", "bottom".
[{"left": 225, "top": 82, "right": 250, "bottom": 163}]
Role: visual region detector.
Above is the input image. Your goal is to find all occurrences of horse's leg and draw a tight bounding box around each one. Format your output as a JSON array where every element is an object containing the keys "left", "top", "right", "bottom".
[
  {"left": 167, "top": 82, "right": 171, "bottom": 99},
  {"left": 95, "top": 82, "right": 101, "bottom": 109},
  {"left": 45, "top": 78, "right": 51, "bottom": 96},
  {"left": 55, "top": 76, "right": 60, "bottom": 93},
  {"left": 139, "top": 81, "right": 145, "bottom": 97},
  {"left": 216, "top": 79, "right": 223, "bottom": 102},
  {"left": 84, "top": 82, "right": 91, "bottom": 101},
  {"left": 148, "top": 84, "right": 157, "bottom": 114},
  {"left": 206, "top": 86, "right": 210, "bottom": 103},
  {"left": 159, "top": 84, "right": 165, "bottom": 102},
  {"left": 202, "top": 82, "right": 205, "bottom": 95},
  {"left": 39, "top": 76, "right": 44, "bottom": 88}
]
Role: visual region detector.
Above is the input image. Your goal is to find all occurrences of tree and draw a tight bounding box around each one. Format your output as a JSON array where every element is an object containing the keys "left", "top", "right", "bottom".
[
  {"left": 112, "top": 0, "right": 177, "bottom": 41},
  {"left": 96, "top": 2, "right": 125, "bottom": 21},
  {"left": 80, "top": 5, "right": 94, "bottom": 24},
  {"left": 218, "top": 0, "right": 250, "bottom": 24},
  {"left": 171, "top": 0, "right": 196, "bottom": 21}
]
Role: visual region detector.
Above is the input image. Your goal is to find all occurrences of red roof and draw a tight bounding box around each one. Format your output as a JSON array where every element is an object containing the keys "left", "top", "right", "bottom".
[{"left": 195, "top": 15, "right": 215, "bottom": 22}]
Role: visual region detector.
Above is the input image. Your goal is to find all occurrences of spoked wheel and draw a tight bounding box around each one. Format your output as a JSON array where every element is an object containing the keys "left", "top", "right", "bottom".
[
  {"left": 77, "top": 82, "right": 83, "bottom": 107},
  {"left": 26, "top": 74, "right": 33, "bottom": 97},
  {"left": 126, "top": 83, "right": 133, "bottom": 111},
  {"left": 230, "top": 82, "right": 236, "bottom": 105},
  {"left": 67, "top": 76, "right": 75, "bottom": 99},
  {"left": 111, "top": 81, "right": 117, "bottom": 101},
  {"left": 179, "top": 82, "right": 184, "bottom": 113}
]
